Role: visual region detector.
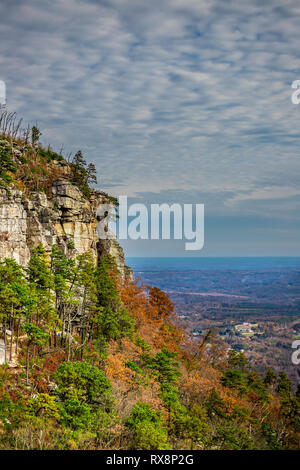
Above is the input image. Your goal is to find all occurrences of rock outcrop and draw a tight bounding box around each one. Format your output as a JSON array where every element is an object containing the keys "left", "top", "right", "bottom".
[{"left": 0, "top": 179, "right": 131, "bottom": 277}]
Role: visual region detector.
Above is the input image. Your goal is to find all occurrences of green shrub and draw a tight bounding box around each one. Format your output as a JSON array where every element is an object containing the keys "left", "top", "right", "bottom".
[
  {"left": 55, "top": 361, "right": 111, "bottom": 405},
  {"left": 0, "top": 141, "right": 16, "bottom": 173},
  {"left": 95, "top": 255, "right": 135, "bottom": 341},
  {"left": 125, "top": 402, "right": 171, "bottom": 450},
  {"left": 221, "top": 369, "right": 249, "bottom": 394},
  {"left": 0, "top": 140, "right": 16, "bottom": 184},
  {"left": 131, "top": 421, "right": 171, "bottom": 450},
  {"left": 169, "top": 402, "right": 211, "bottom": 449},
  {"left": 60, "top": 399, "right": 93, "bottom": 430},
  {"left": 37, "top": 147, "right": 64, "bottom": 162},
  {"left": 26, "top": 393, "right": 60, "bottom": 421},
  {"left": 125, "top": 402, "right": 162, "bottom": 427},
  {"left": 212, "top": 423, "right": 255, "bottom": 450}
]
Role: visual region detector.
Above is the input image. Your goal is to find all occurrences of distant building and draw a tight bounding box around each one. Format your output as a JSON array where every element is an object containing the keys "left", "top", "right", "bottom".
[
  {"left": 235, "top": 322, "right": 258, "bottom": 335},
  {"left": 191, "top": 329, "right": 202, "bottom": 337}
]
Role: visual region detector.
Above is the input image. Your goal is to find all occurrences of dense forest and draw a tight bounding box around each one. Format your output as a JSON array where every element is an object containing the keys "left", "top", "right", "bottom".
[{"left": 0, "top": 115, "right": 299, "bottom": 450}]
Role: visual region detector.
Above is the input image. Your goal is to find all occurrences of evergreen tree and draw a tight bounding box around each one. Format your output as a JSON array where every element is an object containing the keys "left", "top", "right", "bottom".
[
  {"left": 94, "top": 255, "right": 134, "bottom": 342},
  {"left": 276, "top": 372, "right": 291, "bottom": 398},
  {"left": 144, "top": 348, "right": 181, "bottom": 386},
  {"left": 70, "top": 151, "right": 97, "bottom": 198},
  {"left": 23, "top": 323, "right": 49, "bottom": 385},
  {"left": 55, "top": 361, "right": 111, "bottom": 405},
  {"left": 205, "top": 388, "right": 227, "bottom": 419},
  {"left": 228, "top": 350, "right": 249, "bottom": 372},
  {"left": 264, "top": 368, "right": 276, "bottom": 386},
  {"left": 26, "top": 245, "right": 58, "bottom": 339},
  {"left": 31, "top": 125, "right": 42, "bottom": 146},
  {"left": 125, "top": 402, "right": 170, "bottom": 450},
  {"left": 0, "top": 259, "right": 28, "bottom": 361}
]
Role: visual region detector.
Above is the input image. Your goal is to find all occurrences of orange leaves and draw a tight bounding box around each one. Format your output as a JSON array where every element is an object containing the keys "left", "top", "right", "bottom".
[
  {"left": 42, "top": 350, "right": 67, "bottom": 374},
  {"left": 15, "top": 147, "right": 65, "bottom": 196},
  {"left": 180, "top": 368, "right": 221, "bottom": 405},
  {"left": 179, "top": 368, "right": 249, "bottom": 418},
  {"left": 218, "top": 389, "right": 246, "bottom": 414},
  {"left": 146, "top": 285, "right": 175, "bottom": 321},
  {"left": 119, "top": 278, "right": 186, "bottom": 356},
  {"left": 105, "top": 338, "right": 142, "bottom": 389},
  {"left": 119, "top": 280, "right": 154, "bottom": 326},
  {"left": 105, "top": 353, "right": 135, "bottom": 386},
  {"left": 13, "top": 179, "right": 27, "bottom": 192},
  {"left": 104, "top": 337, "right": 164, "bottom": 417},
  {"left": 119, "top": 281, "right": 175, "bottom": 325},
  {"left": 117, "top": 276, "right": 272, "bottom": 433},
  {"left": 152, "top": 321, "right": 185, "bottom": 353}
]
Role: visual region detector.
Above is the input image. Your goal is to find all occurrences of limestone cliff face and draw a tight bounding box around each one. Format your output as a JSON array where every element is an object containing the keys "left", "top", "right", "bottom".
[{"left": 0, "top": 179, "right": 131, "bottom": 277}]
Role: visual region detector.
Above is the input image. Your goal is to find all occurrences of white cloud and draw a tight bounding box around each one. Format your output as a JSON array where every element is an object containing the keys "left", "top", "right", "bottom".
[{"left": 0, "top": 0, "right": 299, "bottom": 228}]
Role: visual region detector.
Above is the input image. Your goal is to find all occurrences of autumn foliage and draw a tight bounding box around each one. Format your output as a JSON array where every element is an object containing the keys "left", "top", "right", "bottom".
[{"left": 0, "top": 124, "right": 299, "bottom": 450}]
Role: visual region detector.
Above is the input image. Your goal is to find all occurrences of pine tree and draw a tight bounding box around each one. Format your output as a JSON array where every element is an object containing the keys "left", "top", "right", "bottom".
[
  {"left": 31, "top": 125, "right": 42, "bottom": 146},
  {"left": 0, "top": 259, "right": 28, "bottom": 361},
  {"left": 70, "top": 151, "right": 97, "bottom": 198},
  {"left": 276, "top": 372, "right": 291, "bottom": 398},
  {"left": 94, "top": 255, "right": 134, "bottom": 342},
  {"left": 26, "top": 244, "right": 58, "bottom": 334},
  {"left": 23, "top": 323, "right": 49, "bottom": 385},
  {"left": 264, "top": 368, "right": 276, "bottom": 386}
]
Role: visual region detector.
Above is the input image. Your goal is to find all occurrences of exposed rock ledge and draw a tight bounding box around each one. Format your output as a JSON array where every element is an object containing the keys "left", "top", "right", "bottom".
[{"left": 0, "top": 179, "right": 132, "bottom": 278}]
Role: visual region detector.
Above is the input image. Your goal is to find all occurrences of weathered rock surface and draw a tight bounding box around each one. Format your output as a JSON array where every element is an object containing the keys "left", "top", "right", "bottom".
[{"left": 0, "top": 179, "right": 131, "bottom": 277}]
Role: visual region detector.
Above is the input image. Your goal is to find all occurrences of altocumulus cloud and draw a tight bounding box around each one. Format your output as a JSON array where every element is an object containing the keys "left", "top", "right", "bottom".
[{"left": 0, "top": 0, "right": 300, "bottom": 255}]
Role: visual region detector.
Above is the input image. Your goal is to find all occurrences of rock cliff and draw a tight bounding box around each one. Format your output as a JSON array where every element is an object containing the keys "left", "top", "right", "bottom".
[{"left": 0, "top": 178, "right": 131, "bottom": 277}]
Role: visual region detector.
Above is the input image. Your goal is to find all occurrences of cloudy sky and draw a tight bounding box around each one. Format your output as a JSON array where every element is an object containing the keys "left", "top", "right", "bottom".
[{"left": 1, "top": 0, "right": 300, "bottom": 256}]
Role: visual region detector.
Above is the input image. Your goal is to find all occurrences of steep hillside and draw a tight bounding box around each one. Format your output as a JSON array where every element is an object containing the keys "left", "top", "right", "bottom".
[
  {"left": 0, "top": 117, "right": 299, "bottom": 450},
  {"left": 0, "top": 114, "right": 130, "bottom": 277}
]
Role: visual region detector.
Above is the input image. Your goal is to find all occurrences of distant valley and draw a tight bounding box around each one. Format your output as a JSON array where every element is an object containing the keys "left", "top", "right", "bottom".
[{"left": 129, "top": 258, "right": 300, "bottom": 386}]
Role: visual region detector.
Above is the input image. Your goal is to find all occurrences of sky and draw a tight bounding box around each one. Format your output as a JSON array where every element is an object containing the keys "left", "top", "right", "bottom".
[{"left": 0, "top": 0, "right": 300, "bottom": 257}]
